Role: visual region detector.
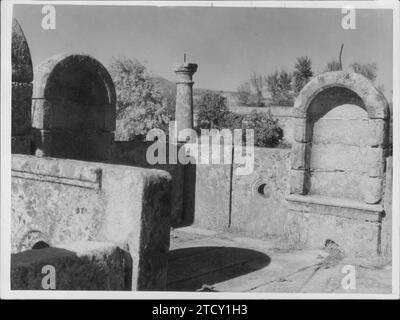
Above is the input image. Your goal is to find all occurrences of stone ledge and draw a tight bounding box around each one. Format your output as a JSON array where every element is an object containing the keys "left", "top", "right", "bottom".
[
  {"left": 12, "top": 154, "right": 102, "bottom": 188},
  {"left": 286, "top": 194, "right": 383, "bottom": 222}
]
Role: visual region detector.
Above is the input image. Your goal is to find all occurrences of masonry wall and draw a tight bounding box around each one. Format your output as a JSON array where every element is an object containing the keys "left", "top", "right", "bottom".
[
  {"left": 113, "top": 140, "right": 186, "bottom": 227},
  {"left": 12, "top": 19, "right": 33, "bottom": 154},
  {"left": 11, "top": 155, "right": 172, "bottom": 290},
  {"left": 181, "top": 143, "right": 392, "bottom": 257},
  {"left": 185, "top": 146, "right": 291, "bottom": 239}
]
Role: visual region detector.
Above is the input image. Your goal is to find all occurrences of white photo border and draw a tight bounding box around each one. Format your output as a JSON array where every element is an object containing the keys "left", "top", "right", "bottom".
[{"left": 1, "top": 0, "right": 399, "bottom": 300}]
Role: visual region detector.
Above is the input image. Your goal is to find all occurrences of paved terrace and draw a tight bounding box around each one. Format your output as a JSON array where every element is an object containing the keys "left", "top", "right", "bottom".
[{"left": 167, "top": 227, "right": 392, "bottom": 293}]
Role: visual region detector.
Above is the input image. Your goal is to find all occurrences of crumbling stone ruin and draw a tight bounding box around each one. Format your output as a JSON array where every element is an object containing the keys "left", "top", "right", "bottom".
[
  {"left": 10, "top": 17, "right": 392, "bottom": 291},
  {"left": 11, "top": 19, "right": 171, "bottom": 290}
]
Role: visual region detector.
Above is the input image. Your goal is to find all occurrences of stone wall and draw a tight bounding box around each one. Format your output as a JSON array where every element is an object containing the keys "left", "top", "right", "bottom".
[
  {"left": 230, "top": 147, "right": 290, "bottom": 238},
  {"left": 11, "top": 155, "right": 172, "bottom": 290},
  {"left": 12, "top": 19, "right": 33, "bottom": 154},
  {"left": 113, "top": 140, "right": 186, "bottom": 227},
  {"left": 184, "top": 145, "right": 291, "bottom": 237}
]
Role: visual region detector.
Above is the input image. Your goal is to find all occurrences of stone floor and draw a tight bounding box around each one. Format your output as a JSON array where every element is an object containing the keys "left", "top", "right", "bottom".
[{"left": 167, "top": 227, "right": 392, "bottom": 293}]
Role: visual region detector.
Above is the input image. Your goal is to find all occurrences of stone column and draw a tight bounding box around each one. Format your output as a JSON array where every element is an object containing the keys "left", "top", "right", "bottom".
[{"left": 174, "top": 63, "right": 198, "bottom": 140}]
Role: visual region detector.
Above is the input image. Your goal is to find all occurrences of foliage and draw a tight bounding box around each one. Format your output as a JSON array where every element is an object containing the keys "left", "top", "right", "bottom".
[
  {"left": 109, "top": 57, "right": 172, "bottom": 140},
  {"left": 249, "top": 72, "right": 265, "bottom": 107},
  {"left": 350, "top": 62, "right": 377, "bottom": 82},
  {"left": 196, "top": 91, "right": 231, "bottom": 130},
  {"left": 325, "top": 60, "right": 342, "bottom": 72},
  {"left": 293, "top": 56, "right": 314, "bottom": 94},
  {"left": 265, "top": 70, "right": 294, "bottom": 105},
  {"left": 242, "top": 111, "right": 283, "bottom": 147},
  {"left": 237, "top": 82, "right": 251, "bottom": 105},
  {"left": 197, "top": 92, "right": 283, "bottom": 147}
]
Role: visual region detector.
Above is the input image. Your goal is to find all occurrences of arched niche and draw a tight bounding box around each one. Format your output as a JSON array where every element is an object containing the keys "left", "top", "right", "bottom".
[
  {"left": 288, "top": 71, "right": 389, "bottom": 205},
  {"left": 32, "top": 53, "right": 116, "bottom": 161}
]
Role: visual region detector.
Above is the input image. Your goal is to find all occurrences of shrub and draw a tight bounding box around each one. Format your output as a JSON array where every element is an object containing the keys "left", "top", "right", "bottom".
[
  {"left": 196, "top": 92, "right": 283, "bottom": 148},
  {"left": 237, "top": 82, "right": 251, "bottom": 105},
  {"left": 242, "top": 111, "right": 283, "bottom": 147}
]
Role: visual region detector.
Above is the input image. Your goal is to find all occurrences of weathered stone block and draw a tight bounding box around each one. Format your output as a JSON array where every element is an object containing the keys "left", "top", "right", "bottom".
[
  {"left": 12, "top": 19, "right": 33, "bottom": 83},
  {"left": 362, "top": 176, "right": 383, "bottom": 204},
  {"left": 12, "top": 155, "right": 172, "bottom": 290},
  {"left": 289, "top": 169, "right": 309, "bottom": 195},
  {"left": 113, "top": 141, "right": 186, "bottom": 227},
  {"left": 381, "top": 156, "right": 392, "bottom": 257},
  {"left": 11, "top": 135, "right": 30, "bottom": 154},
  {"left": 231, "top": 147, "right": 290, "bottom": 237},
  {"left": 32, "top": 99, "right": 53, "bottom": 129},
  {"left": 12, "top": 82, "right": 32, "bottom": 135},
  {"left": 290, "top": 142, "right": 310, "bottom": 170},
  {"left": 190, "top": 162, "right": 232, "bottom": 230},
  {"left": 310, "top": 144, "right": 368, "bottom": 174},
  {"left": 285, "top": 209, "right": 381, "bottom": 257},
  {"left": 309, "top": 171, "right": 365, "bottom": 201},
  {"left": 11, "top": 242, "right": 132, "bottom": 290},
  {"left": 366, "top": 147, "right": 385, "bottom": 177},
  {"left": 312, "top": 117, "right": 387, "bottom": 147},
  {"left": 293, "top": 117, "right": 311, "bottom": 143}
]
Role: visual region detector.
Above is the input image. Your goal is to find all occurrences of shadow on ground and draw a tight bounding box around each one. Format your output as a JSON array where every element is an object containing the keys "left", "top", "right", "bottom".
[{"left": 167, "top": 246, "right": 270, "bottom": 291}]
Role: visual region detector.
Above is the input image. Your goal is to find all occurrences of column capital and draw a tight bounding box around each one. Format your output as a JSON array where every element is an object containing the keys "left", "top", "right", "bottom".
[{"left": 174, "top": 63, "right": 198, "bottom": 75}]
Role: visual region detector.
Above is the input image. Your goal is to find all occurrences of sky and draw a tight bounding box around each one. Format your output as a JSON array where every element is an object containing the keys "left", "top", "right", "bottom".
[{"left": 13, "top": 4, "right": 393, "bottom": 98}]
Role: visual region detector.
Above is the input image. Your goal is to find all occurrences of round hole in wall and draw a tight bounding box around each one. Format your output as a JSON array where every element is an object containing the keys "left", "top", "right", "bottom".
[
  {"left": 257, "top": 183, "right": 267, "bottom": 196},
  {"left": 32, "top": 241, "right": 50, "bottom": 250},
  {"left": 252, "top": 179, "right": 270, "bottom": 199}
]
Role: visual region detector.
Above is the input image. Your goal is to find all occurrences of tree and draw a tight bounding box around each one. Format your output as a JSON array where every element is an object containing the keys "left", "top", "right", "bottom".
[
  {"left": 293, "top": 56, "right": 313, "bottom": 94},
  {"left": 237, "top": 82, "right": 251, "bottom": 105},
  {"left": 196, "top": 91, "right": 230, "bottom": 130},
  {"left": 350, "top": 62, "right": 377, "bottom": 82},
  {"left": 249, "top": 72, "right": 264, "bottom": 107},
  {"left": 325, "top": 60, "right": 341, "bottom": 72},
  {"left": 108, "top": 57, "right": 172, "bottom": 140},
  {"left": 265, "top": 70, "right": 294, "bottom": 105}
]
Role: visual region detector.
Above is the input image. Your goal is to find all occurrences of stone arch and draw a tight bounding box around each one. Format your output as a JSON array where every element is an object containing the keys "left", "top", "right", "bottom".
[
  {"left": 32, "top": 53, "right": 116, "bottom": 161},
  {"left": 289, "top": 71, "right": 389, "bottom": 204}
]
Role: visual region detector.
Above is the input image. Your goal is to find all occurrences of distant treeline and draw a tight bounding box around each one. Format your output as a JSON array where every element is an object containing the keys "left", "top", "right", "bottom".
[{"left": 237, "top": 56, "right": 381, "bottom": 107}]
